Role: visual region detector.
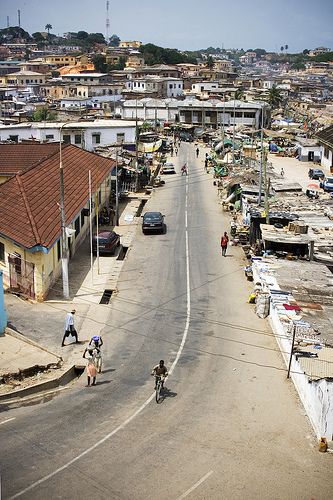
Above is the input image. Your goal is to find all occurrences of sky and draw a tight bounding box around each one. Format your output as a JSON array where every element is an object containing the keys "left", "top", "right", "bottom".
[{"left": 1, "top": 0, "right": 332, "bottom": 53}]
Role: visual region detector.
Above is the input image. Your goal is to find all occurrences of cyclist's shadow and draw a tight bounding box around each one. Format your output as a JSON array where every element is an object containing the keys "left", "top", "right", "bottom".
[{"left": 160, "top": 387, "right": 177, "bottom": 403}]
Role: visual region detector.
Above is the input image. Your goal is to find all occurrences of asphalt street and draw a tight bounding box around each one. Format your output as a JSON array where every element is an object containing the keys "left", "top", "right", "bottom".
[{"left": 1, "top": 143, "right": 332, "bottom": 500}]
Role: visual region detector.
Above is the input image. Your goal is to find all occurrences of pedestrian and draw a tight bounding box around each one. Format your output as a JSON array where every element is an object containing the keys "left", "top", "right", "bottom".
[
  {"left": 204, "top": 159, "right": 208, "bottom": 171},
  {"left": 109, "top": 206, "right": 115, "bottom": 225},
  {"left": 83, "top": 347, "right": 97, "bottom": 386},
  {"left": 170, "top": 146, "right": 174, "bottom": 157},
  {"left": 280, "top": 167, "right": 284, "bottom": 177},
  {"left": 62, "top": 309, "right": 79, "bottom": 346},
  {"left": 196, "top": 147, "right": 199, "bottom": 158},
  {"left": 175, "top": 147, "right": 178, "bottom": 156},
  {"left": 181, "top": 163, "right": 188, "bottom": 176},
  {"left": 220, "top": 231, "right": 229, "bottom": 257}
]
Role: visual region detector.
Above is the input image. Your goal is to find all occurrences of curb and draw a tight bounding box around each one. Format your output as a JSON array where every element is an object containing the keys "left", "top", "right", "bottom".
[
  {"left": 6, "top": 327, "right": 63, "bottom": 362},
  {"left": 0, "top": 364, "right": 84, "bottom": 404}
]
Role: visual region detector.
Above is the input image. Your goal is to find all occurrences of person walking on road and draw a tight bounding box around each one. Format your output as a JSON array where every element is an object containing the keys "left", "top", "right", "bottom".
[
  {"left": 221, "top": 231, "right": 229, "bottom": 257},
  {"left": 62, "top": 309, "right": 79, "bottom": 346},
  {"left": 83, "top": 347, "right": 98, "bottom": 386},
  {"left": 109, "top": 206, "right": 115, "bottom": 226},
  {"left": 181, "top": 163, "right": 188, "bottom": 176},
  {"left": 196, "top": 147, "right": 200, "bottom": 158}
]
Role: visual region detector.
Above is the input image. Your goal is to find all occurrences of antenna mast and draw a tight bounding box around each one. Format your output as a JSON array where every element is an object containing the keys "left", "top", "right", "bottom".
[
  {"left": 106, "top": 1, "right": 110, "bottom": 44},
  {"left": 18, "top": 9, "right": 21, "bottom": 28}
]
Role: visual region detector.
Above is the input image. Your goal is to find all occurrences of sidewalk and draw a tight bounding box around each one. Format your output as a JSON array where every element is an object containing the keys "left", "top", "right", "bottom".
[{"left": 0, "top": 194, "right": 147, "bottom": 399}]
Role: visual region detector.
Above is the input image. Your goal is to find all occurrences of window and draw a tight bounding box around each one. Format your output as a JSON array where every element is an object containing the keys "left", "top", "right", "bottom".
[
  {"left": 244, "top": 112, "right": 255, "bottom": 118},
  {"left": 169, "top": 84, "right": 173, "bottom": 89},
  {"left": 81, "top": 209, "right": 85, "bottom": 228},
  {"left": 57, "top": 240, "right": 61, "bottom": 261},
  {"left": 63, "top": 134, "right": 71, "bottom": 144},
  {"left": 116, "top": 133, "right": 125, "bottom": 143},
  {"left": 92, "top": 133, "right": 101, "bottom": 144},
  {"left": 74, "top": 134, "right": 81, "bottom": 144},
  {"left": 324, "top": 147, "right": 329, "bottom": 159},
  {"left": 46, "top": 134, "right": 54, "bottom": 140},
  {"left": 0, "top": 242, "right": 4, "bottom": 262},
  {"left": 74, "top": 217, "right": 80, "bottom": 237},
  {"left": 9, "top": 135, "right": 18, "bottom": 143}
]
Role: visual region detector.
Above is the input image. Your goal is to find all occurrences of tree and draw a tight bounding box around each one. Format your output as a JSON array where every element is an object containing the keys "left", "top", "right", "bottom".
[
  {"left": 77, "top": 31, "right": 89, "bottom": 40},
  {"left": 32, "top": 32, "right": 45, "bottom": 42},
  {"left": 285, "top": 44, "right": 288, "bottom": 51},
  {"left": 45, "top": 24, "right": 52, "bottom": 35},
  {"left": 109, "top": 34, "right": 120, "bottom": 47},
  {"left": 303, "top": 49, "right": 310, "bottom": 55},
  {"left": 234, "top": 89, "right": 244, "bottom": 100},
  {"left": 280, "top": 46, "right": 284, "bottom": 53},
  {"left": 267, "top": 85, "right": 283, "bottom": 108},
  {"left": 206, "top": 55, "right": 214, "bottom": 69},
  {"left": 92, "top": 54, "right": 107, "bottom": 72},
  {"left": 30, "top": 107, "right": 57, "bottom": 122},
  {"left": 87, "top": 32, "right": 105, "bottom": 44}
]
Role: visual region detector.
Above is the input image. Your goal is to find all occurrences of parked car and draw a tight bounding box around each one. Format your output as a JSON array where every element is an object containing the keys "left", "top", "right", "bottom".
[
  {"left": 161, "top": 163, "right": 176, "bottom": 174},
  {"left": 142, "top": 211, "right": 165, "bottom": 234},
  {"left": 179, "top": 131, "right": 193, "bottom": 142},
  {"left": 92, "top": 230, "right": 120, "bottom": 255},
  {"left": 308, "top": 168, "right": 324, "bottom": 180},
  {"left": 321, "top": 176, "right": 333, "bottom": 192}
]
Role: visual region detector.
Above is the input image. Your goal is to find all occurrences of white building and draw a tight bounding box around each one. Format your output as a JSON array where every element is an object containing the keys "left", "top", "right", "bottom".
[
  {"left": 0, "top": 120, "right": 137, "bottom": 151},
  {"left": 118, "top": 98, "right": 180, "bottom": 122}
]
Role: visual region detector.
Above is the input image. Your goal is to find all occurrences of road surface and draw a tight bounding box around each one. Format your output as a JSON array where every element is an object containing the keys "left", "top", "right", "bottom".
[{"left": 1, "top": 143, "right": 332, "bottom": 500}]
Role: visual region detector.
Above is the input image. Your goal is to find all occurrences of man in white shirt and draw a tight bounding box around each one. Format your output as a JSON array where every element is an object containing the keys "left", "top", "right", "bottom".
[{"left": 62, "top": 309, "right": 79, "bottom": 346}]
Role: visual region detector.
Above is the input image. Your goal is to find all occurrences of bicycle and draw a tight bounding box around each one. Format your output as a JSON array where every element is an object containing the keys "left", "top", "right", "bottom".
[{"left": 154, "top": 375, "right": 164, "bottom": 403}]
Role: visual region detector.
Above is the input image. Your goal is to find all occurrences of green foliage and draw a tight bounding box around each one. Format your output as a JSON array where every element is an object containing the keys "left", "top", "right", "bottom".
[
  {"left": 253, "top": 48, "right": 266, "bottom": 57},
  {"left": 32, "top": 32, "right": 45, "bottom": 42},
  {"left": 30, "top": 107, "right": 57, "bottom": 122},
  {"left": 206, "top": 55, "right": 214, "bottom": 69},
  {"left": 313, "top": 51, "right": 333, "bottom": 62},
  {"left": 77, "top": 31, "right": 89, "bottom": 39},
  {"left": 139, "top": 43, "right": 196, "bottom": 65},
  {"left": 109, "top": 34, "right": 121, "bottom": 47},
  {"left": 92, "top": 54, "right": 107, "bottom": 72},
  {"left": 45, "top": 24, "right": 52, "bottom": 35},
  {"left": 0, "top": 26, "right": 31, "bottom": 43},
  {"left": 86, "top": 32, "right": 105, "bottom": 44},
  {"left": 303, "top": 49, "right": 310, "bottom": 55},
  {"left": 108, "top": 56, "right": 126, "bottom": 71},
  {"left": 266, "top": 85, "right": 283, "bottom": 108},
  {"left": 234, "top": 89, "right": 244, "bottom": 100},
  {"left": 291, "top": 62, "right": 306, "bottom": 70}
]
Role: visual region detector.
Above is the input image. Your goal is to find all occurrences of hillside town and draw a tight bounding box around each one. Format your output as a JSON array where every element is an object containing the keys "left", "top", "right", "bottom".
[{"left": 1, "top": 9, "right": 333, "bottom": 500}]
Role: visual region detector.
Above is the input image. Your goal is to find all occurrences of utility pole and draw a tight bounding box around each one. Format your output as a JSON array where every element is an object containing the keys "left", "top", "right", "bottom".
[
  {"left": 59, "top": 125, "right": 70, "bottom": 300},
  {"left": 287, "top": 323, "right": 297, "bottom": 378},
  {"left": 232, "top": 99, "right": 236, "bottom": 164},
  {"left": 134, "top": 99, "right": 139, "bottom": 192},
  {"left": 258, "top": 105, "right": 264, "bottom": 205}
]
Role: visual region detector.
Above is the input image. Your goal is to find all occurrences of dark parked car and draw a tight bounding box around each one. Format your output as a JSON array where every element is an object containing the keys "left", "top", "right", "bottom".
[
  {"left": 308, "top": 168, "right": 324, "bottom": 180},
  {"left": 321, "top": 176, "right": 333, "bottom": 192},
  {"left": 93, "top": 230, "right": 120, "bottom": 255},
  {"left": 142, "top": 211, "right": 165, "bottom": 234}
]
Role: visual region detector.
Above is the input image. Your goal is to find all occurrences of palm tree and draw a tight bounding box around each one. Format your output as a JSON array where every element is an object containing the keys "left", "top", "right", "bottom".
[
  {"left": 45, "top": 24, "right": 52, "bottom": 35},
  {"left": 285, "top": 44, "right": 288, "bottom": 51},
  {"left": 280, "top": 46, "right": 284, "bottom": 53},
  {"left": 267, "top": 85, "right": 283, "bottom": 109}
]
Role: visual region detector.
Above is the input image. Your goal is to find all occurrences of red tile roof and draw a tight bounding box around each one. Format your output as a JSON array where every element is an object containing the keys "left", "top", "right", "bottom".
[
  {"left": 0, "top": 145, "right": 115, "bottom": 250},
  {"left": 0, "top": 143, "right": 61, "bottom": 176}
]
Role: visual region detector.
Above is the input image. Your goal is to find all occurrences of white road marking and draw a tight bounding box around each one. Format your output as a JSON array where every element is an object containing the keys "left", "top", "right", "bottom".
[
  {"left": 9, "top": 158, "right": 192, "bottom": 500},
  {"left": 176, "top": 470, "right": 214, "bottom": 500},
  {"left": 0, "top": 418, "right": 15, "bottom": 426}
]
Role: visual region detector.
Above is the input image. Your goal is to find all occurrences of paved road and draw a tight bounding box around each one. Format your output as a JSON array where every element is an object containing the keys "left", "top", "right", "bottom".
[{"left": 1, "top": 143, "right": 332, "bottom": 500}]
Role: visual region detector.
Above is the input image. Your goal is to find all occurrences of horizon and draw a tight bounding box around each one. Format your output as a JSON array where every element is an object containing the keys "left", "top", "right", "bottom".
[{"left": 1, "top": 0, "right": 332, "bottom": 53}]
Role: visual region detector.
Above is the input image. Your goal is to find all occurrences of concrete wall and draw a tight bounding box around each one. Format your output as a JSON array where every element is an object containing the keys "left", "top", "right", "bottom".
[
  {"left": 320, "top": 146, "right": 333, "bottom": 171},
  {"left": 297, "top": 145, "right": 321, "bottom": 162},
  {"left": 269, "top": 307, "right": 333, "bottom": 439}
]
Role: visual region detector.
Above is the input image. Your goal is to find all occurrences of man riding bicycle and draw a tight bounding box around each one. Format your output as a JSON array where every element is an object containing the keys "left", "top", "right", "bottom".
[{"left": 151, "top": 360, "right": 168, "bottom": 389}]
